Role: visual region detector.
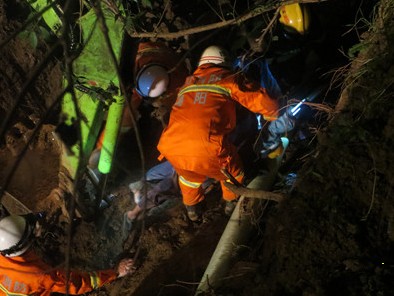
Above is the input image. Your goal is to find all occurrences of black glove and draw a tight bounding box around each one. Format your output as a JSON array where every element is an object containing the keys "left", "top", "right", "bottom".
[{"left": 260, "top": 111, "right": 295, "bottom": 158}]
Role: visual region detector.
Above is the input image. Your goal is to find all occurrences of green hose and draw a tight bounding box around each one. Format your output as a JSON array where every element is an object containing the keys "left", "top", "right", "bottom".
[{"left": 98, "top": 95, "right": 125, "bottom": 174}]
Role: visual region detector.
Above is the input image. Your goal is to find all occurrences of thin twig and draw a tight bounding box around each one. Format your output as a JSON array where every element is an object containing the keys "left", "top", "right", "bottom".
[
  {"left": 125, "top": 0, "right": 327, "bottom": 39},
  {"left": 362, "top": 144, "right": 377, "bottom": 221},
  {"left": 59, "top": 0, "right": 83, "bottom": 292},
  {"left": 255, "top": 6, "right": 280, "bottom": 51},
  {"left": 153, "top": 0, "right": 170, "bottom": 35}
]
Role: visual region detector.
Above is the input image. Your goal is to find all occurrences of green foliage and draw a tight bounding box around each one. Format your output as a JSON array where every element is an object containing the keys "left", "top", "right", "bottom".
[
  {"left": 124, "top": 13, "right": 141, "bottom": 33},
  {"left": 17, "top": 0, "right": 56, "bottom": 49},
  {"left": 18, "top": 30, "right": 38, "bottom": 48},
  {"left": 141, "top": 0, "right": 153, "bottom": 9},
  {"left": 348, "top": 42, "right": 367, "bottom": 58},
  {"left": 18, "top": 19, "right": 52, "bottom": 49}
]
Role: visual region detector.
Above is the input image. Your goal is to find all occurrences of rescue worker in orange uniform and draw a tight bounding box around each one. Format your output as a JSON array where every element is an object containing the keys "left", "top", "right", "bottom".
[
  {"left": 0, "top": 214, "right": 135, "bottom": 295},
  {"left": 121, "top": 40, "right": 190, "bottom": 130},
  {"left": 91, "top": 41, "right": 189, "bottom": 173},
  {"left": 157, "top": 45, "right": 280, "bottom": 221}
]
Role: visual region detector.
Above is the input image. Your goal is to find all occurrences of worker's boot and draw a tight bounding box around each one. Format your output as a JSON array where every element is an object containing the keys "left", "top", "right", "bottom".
[
  {"left": 224, "top": 199, "right": 238, "bottom": 216},
  {"left": 185, "top": 204, "right": 202, "bottom": 222}
]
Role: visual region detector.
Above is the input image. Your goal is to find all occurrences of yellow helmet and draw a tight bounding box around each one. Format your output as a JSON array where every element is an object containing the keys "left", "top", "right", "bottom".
[{"left": 279, "top": 3, "right": 310, "bottom": 36}]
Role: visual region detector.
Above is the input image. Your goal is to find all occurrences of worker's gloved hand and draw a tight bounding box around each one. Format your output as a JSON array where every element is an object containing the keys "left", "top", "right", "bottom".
[
  {"left": 260, "top": 111, "right": 294, "bottom": 159},
  {"left": 260, "top": 141, "right": 284, "bottom": 159},
  {"left": 267, "top": 142, "right": 284, "bottom": 159},
  {"left": 286, "top": 99, "right": 306, "bottom": 120}
]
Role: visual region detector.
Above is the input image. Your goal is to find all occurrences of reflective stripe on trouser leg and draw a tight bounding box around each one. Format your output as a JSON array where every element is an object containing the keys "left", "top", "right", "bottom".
[
  {"left": 89, "top": 271, "right": 101, "bottom": 288},
  {"left": 221, "top": 171, "right": 245, "bottom": 201},
  {"left": 178, "top": 175, "right": 204, "bottom": 206}
]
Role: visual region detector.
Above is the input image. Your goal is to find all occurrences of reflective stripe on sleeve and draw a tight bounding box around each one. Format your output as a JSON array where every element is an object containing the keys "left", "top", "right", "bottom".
[
  {"left": 138, "top": 47, "right": 167, "bottom": 55},
  {"left": 0, "top": 283, "right": 28, "bottom": 296},
  {"left": 178, "top": 84, "right": 231, "bottom": 97},
  {"left": 179, "top": 176, "right": 202, "bottom": 188},
  {"left": 262, "top": 114, "right": 278, "bottom": 121},
  {"left": 225, "top": 171, "right": 244, "bottom": 183}
]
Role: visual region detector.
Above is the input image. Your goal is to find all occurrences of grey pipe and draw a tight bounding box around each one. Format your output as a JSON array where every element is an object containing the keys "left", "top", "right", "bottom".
[{"left": 195, "top": 137, "right": 289, "bottom": 295}]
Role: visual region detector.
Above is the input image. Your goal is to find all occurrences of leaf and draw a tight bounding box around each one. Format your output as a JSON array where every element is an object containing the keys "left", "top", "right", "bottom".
[
  {"left": 348, "top": 42, "right": 365, "bottom": 58},
  {"left": 38, "top": 25, "right": 52, "bottom": 41},
  {"left": 29, "top": 31, "right": 38, "bottom": 49},
  {"left": 18, "top": 30, "right": 38, "bottom": 49},
  {"left": 141, "top": 0, "right": 152, "bottom": 9}
]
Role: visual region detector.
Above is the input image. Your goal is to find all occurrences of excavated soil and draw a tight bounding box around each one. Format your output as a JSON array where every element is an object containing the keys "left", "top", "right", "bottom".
[{"left": 1, "top": 0, "right": 394, "bottom": 295}]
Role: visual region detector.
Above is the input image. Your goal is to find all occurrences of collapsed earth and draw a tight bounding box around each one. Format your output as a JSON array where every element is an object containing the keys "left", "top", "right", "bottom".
[{"left": 1, "top": 0, "right": 394, "bottom": 295}]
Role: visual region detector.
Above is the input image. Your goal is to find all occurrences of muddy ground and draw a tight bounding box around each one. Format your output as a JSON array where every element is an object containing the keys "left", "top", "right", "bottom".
[{"left": 1, "top": 0, "right": 394, "bottom": 295}]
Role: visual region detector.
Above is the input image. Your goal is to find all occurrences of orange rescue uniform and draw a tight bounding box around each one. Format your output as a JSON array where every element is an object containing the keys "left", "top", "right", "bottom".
[
  {"left": 96, "top": 41, "right": 189, "bottom": 150},
  {"left": 157, "top": 64, "right": 279, "bottom": 206},
  {"left": 0, "top": 249, "right": 117, "bottom": 296},
  {"left": 121, "top": 41, "right": 189, "bottom": 129}
]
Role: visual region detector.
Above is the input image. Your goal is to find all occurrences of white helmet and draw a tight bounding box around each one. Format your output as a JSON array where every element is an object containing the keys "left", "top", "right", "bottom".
[
  {"left": 198, "top": 46, "right": 229, "bottom": 67},
  {"left": 136, "top": 65, "right": 169, "bottom": 98},
  {"left": 0, "top": 215, "right": 33, "bottom": 257}
]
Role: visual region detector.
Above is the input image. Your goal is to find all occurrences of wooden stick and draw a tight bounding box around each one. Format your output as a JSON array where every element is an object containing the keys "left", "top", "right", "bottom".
[{"left": 223, "top": 182, "right": 285, "bottom": 202}]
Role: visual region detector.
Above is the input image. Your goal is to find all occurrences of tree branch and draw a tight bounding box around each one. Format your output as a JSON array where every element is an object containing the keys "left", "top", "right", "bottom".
[
  {"left": 223, "top": 182, "right": 286, "bottom": 202},
  {"left": 125, "top": 0, "right": 328, "bottom": 40}
]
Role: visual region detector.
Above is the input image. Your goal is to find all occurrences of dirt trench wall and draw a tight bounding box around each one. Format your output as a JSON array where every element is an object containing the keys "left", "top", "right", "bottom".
[
  {"left": 0, "top": 0, "right": 62, "bottom": 136},
  {"left": 248, "top": 0, "right": 394, "bottom": 295},
  {"left": 0, "top": 0, "right": 64, "bottom": 214}
]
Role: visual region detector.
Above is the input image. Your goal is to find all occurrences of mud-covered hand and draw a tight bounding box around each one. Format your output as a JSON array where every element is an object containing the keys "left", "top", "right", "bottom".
[{"left": 117, "top": 258, "right": 135, "bottom": 277}]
